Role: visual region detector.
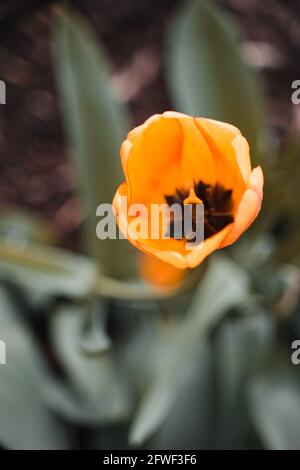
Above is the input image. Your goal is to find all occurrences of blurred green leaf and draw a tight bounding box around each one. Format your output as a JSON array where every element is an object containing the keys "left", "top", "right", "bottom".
[
  {"left": 129, "top": 255, "right": 249, "bottom": 445},
  {"left": 53, "top": 8, "right": 135, "bottom": 279},
  {"left": 216, "top": 312, "right": 273, "bottom": 409},
  {"left": 0, "top": 238, "right": 98, "bottom": 302},
  {"left": 149, "top": 342, "right": 214, "bottom": 450},
  {"left": 47, "top": 304, "right": 133, "bottom": 425},
  {"left": 166, "top": 0, "right": 264, "bottom": 161},
  {"left": 0, "top": 286, "right": 69, "bottom": 449},
  {"left": 79, "top": 300, "right": 112, "bottom": 355},
  {"left": 0, "top": 207, "right": 57, "bottom": 245},
  {"left": 270, "top": 136, "right": 300, "bottom": 263},
  {"left": 249, "top": 368, "right": 300, "bottom": 450},
  {"left": 213, "top": 312, "right": 274, "bottom": 448}
]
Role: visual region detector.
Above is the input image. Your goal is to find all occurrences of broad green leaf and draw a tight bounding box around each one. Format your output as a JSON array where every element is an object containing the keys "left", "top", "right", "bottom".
[
  {"left": 249, "top": 369, "right": 300, "bottom": 450},
  {"left": 53, "top": 8, "right": 135, "bottom": 279},
  {"left": 129, "top": 255, "right": 249, "bottom": 445},
  {"left": 0, "top": 286, "right": 69, "bottom": 449},
  {"left": 166, "top": 0, "right": 264, "bottom": 162},
  {"left": 215, "top": 313, "right": 273, "bottom": 410},
  {"left": 0, "top": 238, "right": 98, "bottom": 302},
  {"left": 47, "top": 304, "right": 133, "bottom": 424},
  {"left": 149, "top": 342, "right": 214, "bottom": 450},
  {"left": 213, "top": 312, "right": 274, "bottom": 448}
]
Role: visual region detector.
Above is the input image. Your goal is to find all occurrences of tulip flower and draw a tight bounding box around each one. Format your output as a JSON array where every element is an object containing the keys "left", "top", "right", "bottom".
[{"left": 113, "top": 112, "right": 263, "bottom": 270}]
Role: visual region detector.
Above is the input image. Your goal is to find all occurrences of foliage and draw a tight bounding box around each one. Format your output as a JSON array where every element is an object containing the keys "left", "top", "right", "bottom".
[{"left": 0, "top": 0, "right": 299, "bottom": 450}]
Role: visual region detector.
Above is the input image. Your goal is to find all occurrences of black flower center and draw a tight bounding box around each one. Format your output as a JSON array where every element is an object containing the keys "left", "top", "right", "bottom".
[{"left": 165, "top": 180, "right": 234, "bottom": 242}]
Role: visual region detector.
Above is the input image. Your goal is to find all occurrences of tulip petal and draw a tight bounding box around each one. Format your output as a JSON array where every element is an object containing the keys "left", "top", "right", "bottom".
[
  {"left": 139, "top": 253, "right": 186, "bottom": 289},
  {"left": 185, "top": 224, "right": 233, "bottom": 268},
  {"left": 177, "top": 117, "right": 217, "bottom": 187},
  {"left": 195, "top": 117, "right": 246, "bottom": 205},
  {"left": 231, "top": 134, "right": 251, "bottom": 184},
  {"left": 203, "top": 118, "right": 252, "bottom": 187},
  {"left": 163, "top": 111, "right": 190, "bottom": 119},
  {"left": 204, "top": 119, "right": 252, "bottom": 184},
  {"left": 120, "top": 115, "right": 184, "bottom": 205},
  {"left": 141, "top": 223, "right": 232, "bottom": 269},
  {"left": 221, "top": 166, "right": 263, "bottom": 247}
]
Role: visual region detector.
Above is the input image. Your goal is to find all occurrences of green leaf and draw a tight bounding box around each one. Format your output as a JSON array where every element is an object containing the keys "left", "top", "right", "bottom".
[
  {"left": 213, "top": 312, "right": 274, "bottom": 448},
  {"left": 79, "top": 300, "right": 112, "bottom": 355},
  {"left": 249, "top": 368, "right": 300, "bottom": 450},
  {"left": 0, "top": 286, "right": 69, "bottom": 449},
  {"left": 149, "top": 342, "right": 215, "bottom": 450},
  {"left": 47, "top": 304, "right": 133, "bottom": 424},
  {"left": 268, "top": 136, "right": 300, "bottom": 263},
  {"left": 166, "top": 0, "right": 264, "bottom": 162},
  {"left": 129, "top": 255, "right": 249, "bottom": 445},
  {"left": 0, "top": 207, "right": 56, "bottom": 245},
  {"left": 53, "top": 8, "right": 135, "bottom": 279},
  {"left": 216, "top": 313, "right": 273, "bottom": 408},
  {"left": 0, "top": 238, "right": 98, "bottom": 302}
]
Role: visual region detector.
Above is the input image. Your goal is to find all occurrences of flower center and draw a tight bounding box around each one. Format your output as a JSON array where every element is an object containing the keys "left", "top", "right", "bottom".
[{"left": 165, "top": 180, "right": 234, "bottom": 242}]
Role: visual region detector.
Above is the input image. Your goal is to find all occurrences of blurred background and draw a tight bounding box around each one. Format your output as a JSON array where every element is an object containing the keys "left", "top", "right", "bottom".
[
  {"left": 0, "top": 0, "right": 299, "bottom": 243},
  {"left": 0, "top": 0, "right": 299, "bottom": 450}
]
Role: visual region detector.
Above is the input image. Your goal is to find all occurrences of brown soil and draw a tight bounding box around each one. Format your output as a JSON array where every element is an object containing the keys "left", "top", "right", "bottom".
[{"left": 0, "top": 0, "right": 298, "bottom": 249}]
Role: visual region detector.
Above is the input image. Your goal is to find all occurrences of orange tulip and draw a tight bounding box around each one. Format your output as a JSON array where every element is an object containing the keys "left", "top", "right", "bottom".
[{"left": 113, "top": 111, "right": 263, "bottom": 270}]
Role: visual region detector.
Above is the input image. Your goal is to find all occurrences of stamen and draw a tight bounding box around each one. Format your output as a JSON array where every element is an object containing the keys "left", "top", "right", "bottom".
[
  {"left": 183, "top": 187, "right": 203, "bottom": 206},
  {"left": 165, "top": 180, "right": 234, "bottom": 242}
]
